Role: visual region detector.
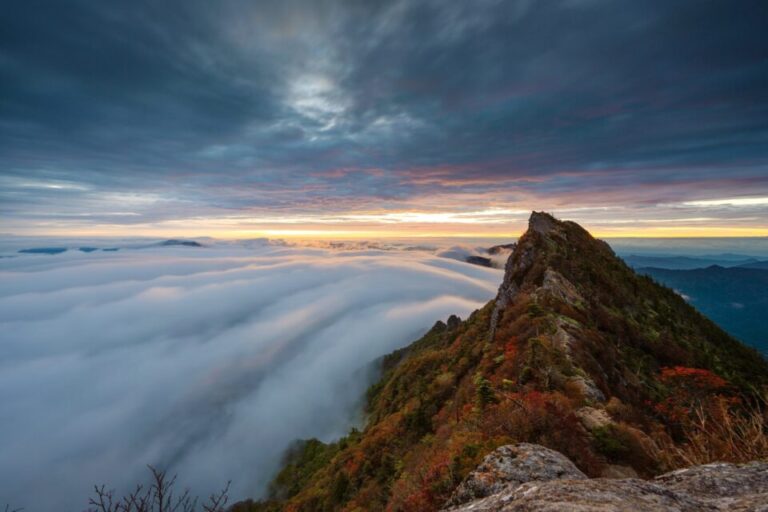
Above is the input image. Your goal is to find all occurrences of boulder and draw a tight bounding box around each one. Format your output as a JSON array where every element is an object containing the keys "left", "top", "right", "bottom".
[
  {"left": 467, "top": 478, "right": 717, "bottom": 512},
  {"left": 444, "top": 443, "right": 587, "bottom": 508},
  {"left": 442, "top": 444, "right": 768, "bottom": 512},
  {"left": 575, "top": 406, "right": 612, "bottom": 430},
  {"left": 655, "top": 461, "right": 768, "bottom": 504}
]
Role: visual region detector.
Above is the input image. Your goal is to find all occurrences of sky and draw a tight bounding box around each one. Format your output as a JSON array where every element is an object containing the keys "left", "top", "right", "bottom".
[{"left": 1, "top": 0, "right": 767, "bottom": 238}]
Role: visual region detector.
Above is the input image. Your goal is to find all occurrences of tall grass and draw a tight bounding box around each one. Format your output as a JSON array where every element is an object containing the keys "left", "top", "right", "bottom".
[{"left": 655, "top": 394, "right": 768, "bottom": 470}]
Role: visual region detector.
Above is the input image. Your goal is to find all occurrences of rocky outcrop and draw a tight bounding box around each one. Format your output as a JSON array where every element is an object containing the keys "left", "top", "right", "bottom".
[
  {"left": 445, "top": 444, "right": 587, "bottom": 508},
  {"left": 442, "top": 444, "right": 768, "bottom": 512},
  {"left": 489, "top": 211, "right": 594, "bottom": 341},
  {"left": 535, "top": 269, "right": 584, "bottom": 307},
  {"left": 575, "top": 406, "right": 612, "bottom": 430},
  {"left": 655, "top": 462, "right": 768, "bottom": 510},
  {"left": 466, "top": 255, "right": 493, "bottom": 268},
  {"left": 488, "top": 243, "right": 517, "bottom": 255},
  {"left": 528, "top": 211, "right": 558, "bottom": 235}
]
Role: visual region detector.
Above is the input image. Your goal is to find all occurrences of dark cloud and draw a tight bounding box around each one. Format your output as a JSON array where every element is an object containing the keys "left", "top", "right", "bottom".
[{"left": 1, "top": 0, "right": 767, "bottom": 230}]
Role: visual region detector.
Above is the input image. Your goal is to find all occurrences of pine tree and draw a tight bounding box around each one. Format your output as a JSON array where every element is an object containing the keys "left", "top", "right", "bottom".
[{"left": 474, "top": 373, "right": 497, "bottom": 409}]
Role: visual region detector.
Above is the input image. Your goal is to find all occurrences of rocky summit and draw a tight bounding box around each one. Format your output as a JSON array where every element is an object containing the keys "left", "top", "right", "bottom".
[{"left": 236, "top": 212, "right": 768, "bottom": 512}]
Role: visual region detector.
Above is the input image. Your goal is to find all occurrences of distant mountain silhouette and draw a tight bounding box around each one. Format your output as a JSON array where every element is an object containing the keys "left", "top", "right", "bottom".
[
  {"left": 622, "top": 254, "right": 759, "bottom": 270},
  {"left": 638, "top": 265, "right": 768, "bottom": 352},
  {"left": 737, "top": 260, "right": 768, "bottom": 270},
  {"left": 157, "top": 239, "right": 204, "bottom": 247},
  {"left": 18, "top": 247, "right": 67, "bottom": 255}
]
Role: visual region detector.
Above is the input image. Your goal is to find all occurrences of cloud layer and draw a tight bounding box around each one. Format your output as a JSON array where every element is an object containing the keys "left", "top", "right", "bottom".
[
  {"left": 1, "top": 0, "right": 767, "bottom": 235},
  {"left": 0, "top": 244, "right": 502, "bottom": 510}
]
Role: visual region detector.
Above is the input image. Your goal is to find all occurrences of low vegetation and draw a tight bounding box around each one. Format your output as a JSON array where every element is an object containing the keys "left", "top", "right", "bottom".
[{"left": 93, "top": 214, "right": 768, "bottom": 512}]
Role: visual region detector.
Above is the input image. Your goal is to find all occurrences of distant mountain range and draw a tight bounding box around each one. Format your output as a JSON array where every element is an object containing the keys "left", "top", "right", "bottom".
[
  {"left": 620, "top": 254, "right": 767, "bottom": 270},
  {"left": 621, "top": 253, "right": 768, "bottom": 352},
  {"left": 637, "top": 266, "right": 768, "bottom": 353},
  {"left": 740, "top": 260, "right": 768, "bottom": 270},
  {"left": 14, "top": 239, "right": 205, "bottom": 255}
]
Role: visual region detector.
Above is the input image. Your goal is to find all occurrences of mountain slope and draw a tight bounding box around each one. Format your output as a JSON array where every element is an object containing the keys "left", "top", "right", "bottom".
[
  {"left": 237, "top": 212, "right": 768, "bottom": 512},
  {"left": 739, "top": 260, "right": 768, "bottom": 270},
  {"left": 637, "top": 265, "right": 768, "bottom": 352}
]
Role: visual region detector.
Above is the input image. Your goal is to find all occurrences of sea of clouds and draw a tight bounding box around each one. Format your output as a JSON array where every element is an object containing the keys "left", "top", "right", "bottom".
[{"left": 0, "top": 240, "right": 503, "bottom": 510}]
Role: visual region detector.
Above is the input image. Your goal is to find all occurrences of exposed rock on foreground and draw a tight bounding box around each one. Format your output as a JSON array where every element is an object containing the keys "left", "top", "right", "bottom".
[{"left": 443, "top": 444, "right": 768, "bottom": 512}]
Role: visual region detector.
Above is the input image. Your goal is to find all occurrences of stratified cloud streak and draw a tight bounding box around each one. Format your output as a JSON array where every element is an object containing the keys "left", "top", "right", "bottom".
[{"left": 0, "top": 243, "right": 501, "bottom": 510}]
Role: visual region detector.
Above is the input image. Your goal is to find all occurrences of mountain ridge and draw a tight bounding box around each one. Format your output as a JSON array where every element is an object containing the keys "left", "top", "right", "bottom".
[{"left": 236, "top": 212, "right": 768, "bottom": 512}]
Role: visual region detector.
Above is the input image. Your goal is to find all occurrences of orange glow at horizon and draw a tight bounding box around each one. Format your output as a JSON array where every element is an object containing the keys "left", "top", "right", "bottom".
[
  {"left": 6, "top": 218, "right": 768, "bottom": 239},
  {"left": 5, "top": 192, "right": 767, "bottom": 240}
]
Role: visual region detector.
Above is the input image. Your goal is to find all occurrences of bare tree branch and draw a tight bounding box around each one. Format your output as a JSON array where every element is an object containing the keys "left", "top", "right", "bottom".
[
  {"left": 86, "top": 468, "right": 229, "bottom": 512},
  {"left": 202, "top": 481, "right": 231, "bottom": 512}
]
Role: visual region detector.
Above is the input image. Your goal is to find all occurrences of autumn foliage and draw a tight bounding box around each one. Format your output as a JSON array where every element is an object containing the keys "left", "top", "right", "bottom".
[
  {"left": 235, "top": 213, "right": 768, "bottom": 512},
  {"left": 649, "top": 366, "right": 768, "bottom": 469}
]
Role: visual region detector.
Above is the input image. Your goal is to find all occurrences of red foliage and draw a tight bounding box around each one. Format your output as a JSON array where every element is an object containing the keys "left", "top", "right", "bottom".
[
  {"left": 504, "top": 337, "right": 518, "bottom": 358},
  {"left": 660, "top": 366, "right": 728, "bottom": 391},
  {"left": 386, "top": 446, "right": 456, "bottom": 512},
  {"left": 654, "top": 367, "right": 731, "bottom": 425}
]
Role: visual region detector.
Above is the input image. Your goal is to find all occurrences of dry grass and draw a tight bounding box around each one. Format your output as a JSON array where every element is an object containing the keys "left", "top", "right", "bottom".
[{"left": 655, "top": 394, "right": 768, "bottom": 470}]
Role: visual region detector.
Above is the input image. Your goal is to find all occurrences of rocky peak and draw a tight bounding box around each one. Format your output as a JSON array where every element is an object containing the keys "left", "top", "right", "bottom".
[
  {"left": 527, "top": 210, "right": 559, "bottom": 235},
  {"left": 500, "top": 211, "right": 610, "bottom": 292},
  {"left": 490, "top": 211, "right": 610, "bottom": 340}
]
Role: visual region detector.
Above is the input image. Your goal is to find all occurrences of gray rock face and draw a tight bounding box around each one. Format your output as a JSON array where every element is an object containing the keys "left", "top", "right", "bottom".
[
  {"left": 464, "top": 478, "right": 719, "bottom": 512},
  {"left": 537, "top": 269, "right": 584, "bottom": 307},
  {"left": 566, "top": 376, "right": 606, "bottom": 403},
  {"left": 445, "top": 443, "right": 587, "bottom": 508},
  {"left": 575, "top": 406, "right": 612, "bottom": 430},
  {"left": 600, "top": 464, "right": 639, "bottom": 479},
  {"left": 443, "top": 444, "right": 768, "bottom": 512},
  {"left": 528, "top": 211, "right": 558, "bottom": 235},
  {"left": 655, "top": 462, "right": 768, "bottom": 511}
]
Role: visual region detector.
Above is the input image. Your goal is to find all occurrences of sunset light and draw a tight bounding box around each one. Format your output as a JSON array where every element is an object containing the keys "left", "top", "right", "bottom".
[{"left": 2, "top": 2, "right": 768, "bottom": 511}]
